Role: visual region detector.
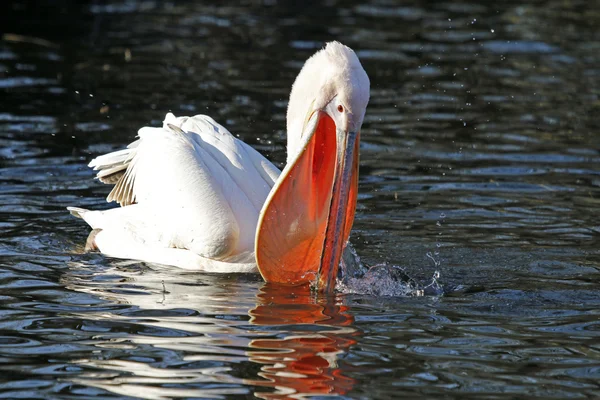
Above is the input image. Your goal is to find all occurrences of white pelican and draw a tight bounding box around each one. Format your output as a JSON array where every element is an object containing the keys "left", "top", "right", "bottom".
[{"left": 68, "top": 41, "right": 370, "bottom": 292}]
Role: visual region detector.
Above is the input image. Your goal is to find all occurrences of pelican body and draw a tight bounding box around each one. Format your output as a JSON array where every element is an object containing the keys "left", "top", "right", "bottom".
[{"left": 69, "top": 42, "right": 370, "bottom": 292}]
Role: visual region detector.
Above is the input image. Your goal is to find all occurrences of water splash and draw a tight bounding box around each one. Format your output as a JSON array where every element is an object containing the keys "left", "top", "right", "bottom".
[
  {"left": 426, "top": 251, "right": 441, "bottom": 268},
  {"left": 335, "top": 239, "right": 444, "bottom": 297},
  {"left": 340, "top": 242, "right": 368, "bottom": 279},
  {"left": 338, "top": 263, "right": 443, "bottom": 297},
  {"left": 428, "top": 211, "right": 446, "bottom": 268}
]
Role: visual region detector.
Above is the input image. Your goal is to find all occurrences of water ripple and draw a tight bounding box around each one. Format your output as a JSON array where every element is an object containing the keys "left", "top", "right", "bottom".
[{"left": 1, "top": 0, "right": 600, "bottom": 398}]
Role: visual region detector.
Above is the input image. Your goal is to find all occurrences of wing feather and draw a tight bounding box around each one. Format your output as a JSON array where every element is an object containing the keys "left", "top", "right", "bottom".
[{"left": 86, "top": 113, "right": 280, "bottom": 259}]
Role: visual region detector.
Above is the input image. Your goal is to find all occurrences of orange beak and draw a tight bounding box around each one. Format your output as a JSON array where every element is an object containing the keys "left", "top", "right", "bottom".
[{"left": 255, "top": 110, "right": 359, "bottom": 292}]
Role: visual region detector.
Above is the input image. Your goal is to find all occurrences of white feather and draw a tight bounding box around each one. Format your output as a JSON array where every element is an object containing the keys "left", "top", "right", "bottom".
[{"left": 74, "top": 114, "right": 279, "bottom": 271}]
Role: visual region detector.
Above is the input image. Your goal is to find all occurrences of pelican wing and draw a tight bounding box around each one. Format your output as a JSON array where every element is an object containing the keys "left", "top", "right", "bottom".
[{"left": 87, "top": 113, "right": 279, "bottom": 260}]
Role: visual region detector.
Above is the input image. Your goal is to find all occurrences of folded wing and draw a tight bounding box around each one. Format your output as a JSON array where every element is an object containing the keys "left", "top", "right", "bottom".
[{"left": 88, "top": 113, "right": 280, "bottom": 261}]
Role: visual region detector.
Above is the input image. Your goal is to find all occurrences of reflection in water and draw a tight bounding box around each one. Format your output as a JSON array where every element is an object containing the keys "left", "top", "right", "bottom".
[
  {"left": 2, "top": 0, "right": 600, "bottom": 398},
  {"left": 62, "top": 262, "right": 251, "bottom": 399},
  {"left": 248, "top": 284, "right": 358, "bottom": 399},
  {"left": 61, "top": 262, "right": 358, "bottom": 399}
]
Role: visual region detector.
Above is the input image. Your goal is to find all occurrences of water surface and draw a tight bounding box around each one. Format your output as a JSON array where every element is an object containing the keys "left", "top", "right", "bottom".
[{"left": 1, "top": 1, "right": 600, "bottom": 398}]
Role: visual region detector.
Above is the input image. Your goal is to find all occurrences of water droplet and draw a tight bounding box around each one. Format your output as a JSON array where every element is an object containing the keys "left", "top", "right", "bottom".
[{"left": 426, "top": 252, "right": 441, "bottom": 268}]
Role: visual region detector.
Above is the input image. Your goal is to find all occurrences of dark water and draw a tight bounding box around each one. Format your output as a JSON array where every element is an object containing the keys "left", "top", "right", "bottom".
[{"left": 2, "top": 0, "right": 600, "bottom": 398}]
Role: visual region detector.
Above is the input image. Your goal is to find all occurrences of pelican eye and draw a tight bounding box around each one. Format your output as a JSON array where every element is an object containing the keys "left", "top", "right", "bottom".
[{"left": 337, "top": 104, "right": 344, "bottom": 113}]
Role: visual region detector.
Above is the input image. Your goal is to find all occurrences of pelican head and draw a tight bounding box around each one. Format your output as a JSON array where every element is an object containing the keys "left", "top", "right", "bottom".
[{"left": 256, "top": 42, "right": 370, "bottom": 292}]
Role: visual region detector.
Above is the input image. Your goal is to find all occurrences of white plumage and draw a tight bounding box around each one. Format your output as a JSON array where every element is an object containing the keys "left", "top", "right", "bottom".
[{"left": 70, "top": 113, "right": 279, "bottom": 272}]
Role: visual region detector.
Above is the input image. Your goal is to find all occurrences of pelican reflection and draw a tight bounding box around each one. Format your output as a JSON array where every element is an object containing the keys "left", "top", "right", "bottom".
[
  {"left": 247, "top": 283, "right": 359, "bottom": 399},
  {"left": 61, "top": 261, "right": 359, "bottom": 399}
]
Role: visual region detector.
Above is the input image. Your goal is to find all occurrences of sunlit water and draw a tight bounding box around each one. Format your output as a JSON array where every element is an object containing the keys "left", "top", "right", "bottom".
[{"left": 1, "top": 1, "right": 600, "bottom": 398}]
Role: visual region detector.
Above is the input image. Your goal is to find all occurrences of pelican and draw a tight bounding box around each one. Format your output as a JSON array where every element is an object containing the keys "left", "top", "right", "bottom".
[{"left": 68, "top": 41, "right": 370, "bottom": 292}]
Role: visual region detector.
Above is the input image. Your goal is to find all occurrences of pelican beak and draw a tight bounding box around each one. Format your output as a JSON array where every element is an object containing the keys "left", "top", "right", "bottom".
[{"left": 256, "top": 109, "right": 359, "bottom": 292}]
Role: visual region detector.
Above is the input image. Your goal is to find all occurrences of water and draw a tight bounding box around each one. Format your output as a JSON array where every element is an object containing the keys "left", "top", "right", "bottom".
[{"left": 1, "top": 0, "right": 600, "bottom": 398}]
